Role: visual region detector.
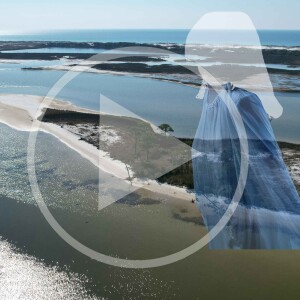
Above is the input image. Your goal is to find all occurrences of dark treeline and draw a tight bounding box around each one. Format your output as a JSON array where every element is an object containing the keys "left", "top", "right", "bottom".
[
  {"left": 0, "top": 41, "right": 185, "bottom": 53},
  {"left": 158, "top": 139, "right": 300, "bottom": 191},
  {"left": 1, "top": 41, "right": 300, "bottom": 65},
  {"left": 39, "top": 108, "right": 100, "bottom": 124},
  {"left": 93, "top": 63, "right": 197, "bottom": 74}
]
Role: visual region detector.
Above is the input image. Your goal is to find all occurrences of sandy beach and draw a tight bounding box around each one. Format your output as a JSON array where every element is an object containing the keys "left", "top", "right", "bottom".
[
  {"left": 0, "top": 94, "right": 298, "bottom": 202},
  {"left": 0, "top": 94, "right": 195, "bottom": 202}
]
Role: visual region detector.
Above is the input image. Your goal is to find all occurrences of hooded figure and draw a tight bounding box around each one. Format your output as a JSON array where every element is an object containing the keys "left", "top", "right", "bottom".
[{"left": 189, "top": 12, "right": 300, "bottom": 249}]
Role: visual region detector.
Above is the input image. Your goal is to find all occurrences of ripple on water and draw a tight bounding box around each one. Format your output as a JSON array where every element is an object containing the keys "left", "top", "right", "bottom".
[{"left": 0, "top": 238, "right": 101, "bottom": 300}]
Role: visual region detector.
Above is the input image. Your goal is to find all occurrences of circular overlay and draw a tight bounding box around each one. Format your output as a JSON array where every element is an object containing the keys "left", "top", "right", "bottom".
[{"left": 27, "top": 47, "right": 249, "bottom": 268}]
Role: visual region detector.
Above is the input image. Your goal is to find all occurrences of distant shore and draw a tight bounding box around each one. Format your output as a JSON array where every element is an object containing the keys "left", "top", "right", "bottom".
[
  {"left": 1, "top": 40, "right": 300, "bottom": 63},
  {"left": 0, "top": 41, "right": 300, "bottom": 92},
  {"left": 18, "top": 61, "right": 300, "bottom": 93}
]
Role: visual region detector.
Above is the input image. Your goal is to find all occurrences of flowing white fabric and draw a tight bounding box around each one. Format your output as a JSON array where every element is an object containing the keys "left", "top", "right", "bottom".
[{"left": 192, "top": 83, "right": 300, "bottom": 249}]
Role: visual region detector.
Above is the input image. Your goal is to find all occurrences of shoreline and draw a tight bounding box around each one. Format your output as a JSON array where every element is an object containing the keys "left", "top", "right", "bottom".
[
  {"left": 1, "top": 40, "right": 300, "bottom": 93},
  {"left": 20, "top": 62, "right": 300, "bottom": 93},
  {"left": 0, "top": 94, "right": 298, "bottom": 199},
  {"left": 0, "top": 94, "right": 195, "bottom": 202}
]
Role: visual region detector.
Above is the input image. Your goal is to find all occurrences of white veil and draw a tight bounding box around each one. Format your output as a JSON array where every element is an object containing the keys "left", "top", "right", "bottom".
[
  {"left": 190, "top": 13, "right": 300, "bottom": 249},
  {"left": 185, "top": 12, "right": 283, "bottom": 118}
]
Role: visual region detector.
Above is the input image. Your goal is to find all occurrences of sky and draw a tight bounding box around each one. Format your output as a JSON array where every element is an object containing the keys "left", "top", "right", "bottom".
[{"left": 0, "top": 0, "right": 299, "bottom": 33}]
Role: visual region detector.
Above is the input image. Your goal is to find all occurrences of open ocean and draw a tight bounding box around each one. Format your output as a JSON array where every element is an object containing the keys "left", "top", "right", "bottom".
[{"left": 0, "top": 29, "right": 300, "bottom": 46}]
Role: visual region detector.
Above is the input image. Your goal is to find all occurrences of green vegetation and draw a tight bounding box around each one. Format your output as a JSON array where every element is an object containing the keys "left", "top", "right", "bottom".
[
  {"left": 40, "top": 110, "right": 299, "bottom": 192},
  {"left": 158, "top": 123, "right": 174, "bottom": 135}
]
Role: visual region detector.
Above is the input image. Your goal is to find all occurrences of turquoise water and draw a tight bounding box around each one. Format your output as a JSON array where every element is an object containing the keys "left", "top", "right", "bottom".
[{"left": 0, "top": 29, "right": 300, "bottom": 46}]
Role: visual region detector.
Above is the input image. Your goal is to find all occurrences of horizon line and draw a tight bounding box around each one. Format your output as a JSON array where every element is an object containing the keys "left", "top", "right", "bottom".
[{"left": 1, "top": 28, "right": 300, "bottom": 35}]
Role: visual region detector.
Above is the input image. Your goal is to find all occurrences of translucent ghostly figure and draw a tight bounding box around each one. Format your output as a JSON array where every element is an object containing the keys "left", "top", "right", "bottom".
[
  {"left": 185, "top": 12, "right": 283, "bottom": 118},
  {"left": 190, "top": 12, "right": 300, "bottom": 249}
]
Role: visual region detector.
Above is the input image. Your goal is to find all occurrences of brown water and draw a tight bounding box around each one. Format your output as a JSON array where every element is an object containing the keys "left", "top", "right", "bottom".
[{"left": 1, "top": 123, "right": 300, "bottom": 299}]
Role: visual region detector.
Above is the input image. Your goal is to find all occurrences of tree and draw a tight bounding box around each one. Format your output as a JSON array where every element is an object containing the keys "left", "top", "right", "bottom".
[{"left": 158, "top": 123, "right": 174, "bottom": 135}]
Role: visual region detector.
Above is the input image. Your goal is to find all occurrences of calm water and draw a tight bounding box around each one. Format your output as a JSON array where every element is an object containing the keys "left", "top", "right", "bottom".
[
  {"left": 0, "top": 60, "right": 299, "bottom": 143},
  {"left": 1, "top": 119, "right": 300, "bottom": 299},
  {"left": 0, "top": 124, "right": 204, "bottom": 299},
  {"left": 3, "top": 49, "right": 300, "bottom": 73},
  {"left": 0, "top": 59, "right": 299, "bottom": 299},
  {"left": 0, "top": 29, "right": 300, "bottom": 46},
  {"left": 0, "top": 29, "right": 300, "bottom": 299}
]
